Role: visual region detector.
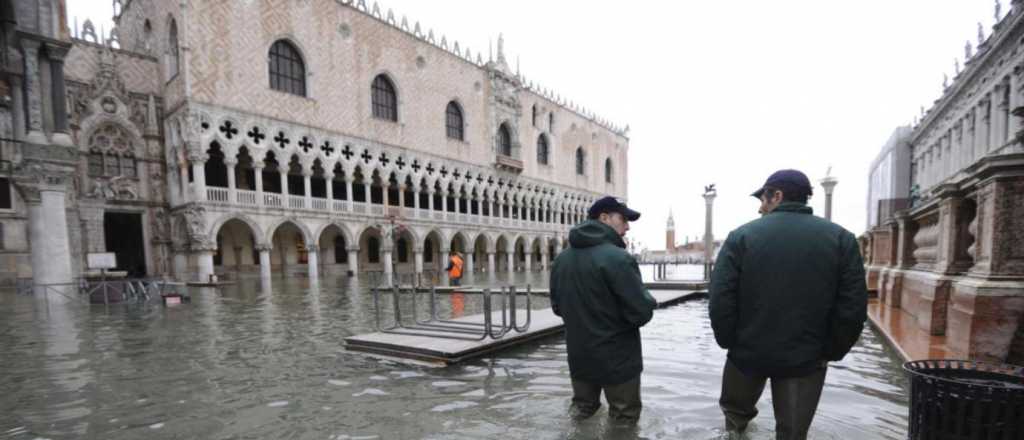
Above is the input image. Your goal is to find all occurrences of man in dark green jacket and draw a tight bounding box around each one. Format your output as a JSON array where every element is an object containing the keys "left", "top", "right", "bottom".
[
  {"left": 550, "top": 196, "right": 657, "bottom": 425},
  {"left": 709, "top": 169, "right": 867, "bottom": 440}
]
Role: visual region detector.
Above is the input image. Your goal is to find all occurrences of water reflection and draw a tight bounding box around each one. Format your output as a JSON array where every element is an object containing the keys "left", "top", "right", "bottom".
[{"left": 0, "top": 269, "right": 907, "bottom": 439}]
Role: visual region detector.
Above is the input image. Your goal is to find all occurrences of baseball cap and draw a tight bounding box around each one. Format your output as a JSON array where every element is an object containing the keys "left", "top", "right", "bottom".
[
  {"left": 587, "top": 196, "right": 641, "bottom": 221},
  {"left": 751, "top": 169, "right": 814, "bottom": 199}
]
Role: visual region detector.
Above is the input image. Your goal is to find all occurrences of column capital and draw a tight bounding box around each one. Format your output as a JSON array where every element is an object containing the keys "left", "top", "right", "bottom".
[
  {"left": 187, "top": 151, "right": 208, "bottom": 164},
  {"left": 11, "top": 163, "right": 72, "bottom": 204},
  {"left": 306, "top": 244, "right": 319, "bottom": 253},
  {"left": 346, "top": 245, "right": 361, "bottom": 252},
  {"left": 255, "top": 244, "right": 273, "bottom": 252},
  {"left": 223, "top": 158, "right": 238, "bottom": 167},
  {"left": 44, "top": 42, "right": 72, "bottom": 60}
]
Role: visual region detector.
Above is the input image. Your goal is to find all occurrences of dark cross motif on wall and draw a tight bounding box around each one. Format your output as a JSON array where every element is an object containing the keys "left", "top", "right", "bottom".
[
  {"left": 341, "top": 145, "right": 355, "bottom": 160},
  {"left": 298, "top": 136, "right": 314, "bottom": 153},
  {"left": 378, "top": 152, "right": 390, "bottom": 167},
  {"left": 219, "top": 121, "right": 239, "bottom": 139},
  {"left": 247, "top": 126, "right": 266, "bottom": 144},
  {"left": 410, "top": 159, "right": 421, "bottom": 173},
  {"left": 425, "top": 163, "right": 435, "bottom": 175},
  {"left": 274, "top": 131, "right": 290, "bottom": 149},
  {"left": 360, "top": 149, "right": 374, "bottom": 164},
  {"left": 439, "top": 166, "right": 448, "bottom": 178},
  {"left": 477, "top": 175, "right": 484, "bottom": 184},
  {"left": 487, "top": 176, "right": 494, "bottom": 185},
  {"left": 395, "top": 156, "right": 406, "bottom": 170},
  {"left": 321, "top": 141, "right": 335, "bottom": 156},
  {"left": 452, "top": 169, "right": 462, "bottom": 180}
]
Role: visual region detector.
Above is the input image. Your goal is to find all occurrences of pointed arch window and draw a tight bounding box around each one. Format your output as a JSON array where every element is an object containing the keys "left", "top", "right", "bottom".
[
  {"left": 498, "top": 123, "right": 512, "bottom": 157},
  {"left": 446, "top": 101, "right": 464, "bottom": 141},
  {"left": 268, "top": 40, "right": 306, "bottom": 96},
  {"left": 575, "top": 147, "right": 585, "bottom": 175},
  {"left": 167, "top": 18, "right": 179, "bottom": 78},
  {"left": 88, "top": 150, "right": 104, "bottom": 176},
  {"left": 537, "top": 134, "right": 549, "bottom": 165},
  {"left": 605, "top": 158, "right": 613, "bottom": 183},
  {"left": 372, "top": 75, "right": 398, "bottom": 121}
]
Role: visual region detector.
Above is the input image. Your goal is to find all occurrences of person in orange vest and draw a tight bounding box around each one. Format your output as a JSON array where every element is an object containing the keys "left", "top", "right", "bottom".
[{"left": 445, "top": 251, "right": 464, "bottom": 286}]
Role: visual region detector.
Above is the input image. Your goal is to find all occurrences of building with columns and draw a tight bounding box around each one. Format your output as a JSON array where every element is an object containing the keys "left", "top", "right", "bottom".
[
  {"left": 0, "top": 0, "right": 630, "bottom": 287},
  {"left": 863, "top": 1, "right": 1024, "bottom": 363}
]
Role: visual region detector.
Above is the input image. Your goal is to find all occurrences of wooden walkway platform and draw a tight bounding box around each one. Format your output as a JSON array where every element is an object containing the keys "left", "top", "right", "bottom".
[{"left": 344, "top": 289, "right": 707, "bottom": 364}]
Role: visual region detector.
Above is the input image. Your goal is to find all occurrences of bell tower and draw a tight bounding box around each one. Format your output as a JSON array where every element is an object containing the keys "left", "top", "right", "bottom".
[{"left": 665, "top": 209, "right": 676, "bottom": 252}]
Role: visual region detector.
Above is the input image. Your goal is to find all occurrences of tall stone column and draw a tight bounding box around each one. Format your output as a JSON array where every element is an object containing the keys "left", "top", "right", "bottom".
[
  {"left": 225, "top": 159, "right": 237, "bottom": 204},
  {"left": 439, "top": 245, "right": 450, "bottom": 285},
  {"left": 20, "top": 39, "right": 46, "bottom": 144},
  {"left": 413, "top": 186, "right": 421, "bottom": 213},
  {"left": 189, "top": 151, "right": 207, "bottom": 202},
  {"left": 487, "top": 251, "right": 497, "bottom": 284},
  {"left": 427, "top": 189, "right": 435, "bottom": 212},
  {"left": 307, "top": 245, "right": 319, "bottom": 280},
  {"left": 524, "top": 251, "right": 533, "bottom": 273},
  {"left": 465, "top": 252, "right": 474, "bottom": 275},
  {"left": 506, "top": 252, "right": 515, "bottom": 276},
  {"left": 178, "top": 163, "right": 190, "bottom": 203},
  {"left": 173, "top": 245, "right": 189, "bottom": 281},
  {"left": 398, "top": 184, "right": 406, "bottom": 211},
  {"left": 325, "top": 172, "right": 334, "bottom": 203},
  {"left": 303, "top": 170, "right": 312, "bottom": 207},
  {"left": 344, "top": 177, "right": 354, "bottom": 211},
  {"left": 47, "top": 43, "right": 73, "bottom": 146},
  {"left": 195, "top": 244, "right": 216, "bottom": 283},
  {"left": 541, "top": 247, "right": 549, "bottom": 271},
  {"left": 414, "top": 248, "right": 424, "bottom": 281},
  {"left": 253, "top": 164, "right": 264, "bottom": 206},
  {"left": 820, "top": 175, "right": 838, "bottom": 221},
  {"left": 703, "top": 188, "right": 717, "bottom": 280},
  {"left": 439, "top": 190, "right": 447, "bottom": 214},
  {"left": 362, "top": 181, "right": 370, "bottom": 206},
  {"left": 258, "top": 244, "right": 272, "bottom": 279},
  {"left": 382, "top": 181, "right": 390, "bottom": 207},
  {"left": 382, "top": 246, "right": 393, "bottom": 287},
  {"left": 279, "top": 171, "right": 288, "bottom": 199},
  {"left": 347, "top": 245, "right": 359, "bottom": 275},
  {"left": 17, "top": 173, "right": 74, "bottom": 287}
]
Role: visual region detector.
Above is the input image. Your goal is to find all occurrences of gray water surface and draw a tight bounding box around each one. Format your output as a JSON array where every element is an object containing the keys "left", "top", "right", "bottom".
[{"left": 0, "top": 272, "right": 907, "bottom": 439}]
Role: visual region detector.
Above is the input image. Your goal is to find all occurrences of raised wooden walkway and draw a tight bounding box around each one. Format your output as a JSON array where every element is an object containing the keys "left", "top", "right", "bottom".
[{"left": 344, "top": 289, "right": 707, "bottom": 364}]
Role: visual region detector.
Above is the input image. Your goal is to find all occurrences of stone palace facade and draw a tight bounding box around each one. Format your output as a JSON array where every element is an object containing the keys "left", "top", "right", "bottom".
[
  {"left": 0, "top": 0, "right": 630, "bottom": 287},
  {"left": 863, "top": 1, "right": 1024, "bottom": 363}
]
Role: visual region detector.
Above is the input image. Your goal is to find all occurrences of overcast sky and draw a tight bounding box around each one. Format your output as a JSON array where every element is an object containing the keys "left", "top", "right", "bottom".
[{"left": 67, "top": 0, "right": 997, "bottom": 251}]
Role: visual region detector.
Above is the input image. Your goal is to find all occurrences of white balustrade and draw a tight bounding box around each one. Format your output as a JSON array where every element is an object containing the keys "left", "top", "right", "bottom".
[
  {"left": 207, "top": 187, "right": 229, "bottom": 203},
  {"left": 332, "top": 200, "right": 347, "bottom": 212},
  {"left": 354, "top": 202, "right": 367, "bottom": 214},
  {"left": 311, "top": 197, "right": 328, "bottom": 211},
  {"left": 264, "top": 193, "right": 283, "bottom": 207},
  {"left": 288, "top": 195, "right": 305, "bottom": 209},
  {"left": 236, "top": 189, "right": 257, "bottom": 206},
  {"left": 370, "top": 205, "right": 384, "bottom": 215}
]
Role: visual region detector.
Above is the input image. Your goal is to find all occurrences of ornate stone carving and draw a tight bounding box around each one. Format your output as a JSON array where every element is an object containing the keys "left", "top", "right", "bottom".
[
  {"left": 87, "top": 175, "right": 138, "bottom": 200},
  {"left": 912, "top": 218, "right": 940, "bottom": 264},
  {"left": 179, "top": 205, "right": 213, "bottom": 250}
]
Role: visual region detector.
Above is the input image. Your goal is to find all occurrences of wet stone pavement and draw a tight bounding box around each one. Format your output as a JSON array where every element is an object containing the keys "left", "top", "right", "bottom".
[{"left": 0, "top": 269, "right": 908, "bottom": 439}]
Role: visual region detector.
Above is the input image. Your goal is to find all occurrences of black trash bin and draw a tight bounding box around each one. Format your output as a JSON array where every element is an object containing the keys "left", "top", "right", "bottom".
[{"left": 904, "top": 359, "right": 1024, "bottom": 440}]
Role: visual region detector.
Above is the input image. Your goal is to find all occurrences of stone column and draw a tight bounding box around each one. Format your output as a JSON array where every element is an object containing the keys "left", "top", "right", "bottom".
[
  {"left": 382, "top": 245, "right": 393, "bottom": 286},
  {"left": 506, "top": 252, "right": 515, "bottom": 276},
  {"left": 414, "top": 247, "right": 424, "bottom": 280},
  {"left": 195, "top": 245, "right": 216, "bottom": 283},
  {"left": 703, "top": 189, "right": 717, "bottom": 280},
  {"left": 253, "top": 164, "right": 264, "bottom": 206},
  {"left": 439, "top": 245, "right": 450, "bottom": 285},
  {"left": 541, "top": 247, "right": 550, "bottom": 271},
  {"left": 524, "top": 250, "right": 533, "bottom": 272},
  {"left": 307, "top": 245, "right": 319, "bottom": 280},
  {"left": 413, "top": 186, "right": 421, "bottom": 213},
  {"left": 398, "top": 184, "right": 406, "bottom": 210},
  {"left": 820, "top": 176, "right": 838, "bottom": 221},
  {"left": 344, "top": 177, "right": 354, "bottom": 211},
  {"left": 258, "top": 244, "right": 272, "bottom": 279},
  {"left": 179, "top": 163, "right": 190, "bottom": 203},
  {"left": 20, "top": 39, "right": 46, "bottom": 144},
  {"left": 347, "top": 245, "right": 359, "bottom": 275},
  {"left": 465, "top": 252, "right": 475, "bottom": 275},
  {"left": 979, "top": 98, "right": 992, "bottom": 158},
  {"left": 279, "top": 171, "right": 288, "bottom": 199},
  {"left": 173, "top": 246, "right": 189, "bottom": 281},
  {"left": 303, "top": 170, "right": 312, "bottom": 207},
  {"left": 487, "top": 251, "right": 497, "bottom": 284},
  {"left": 427, "top": 189, "right": 435, "bottom": 211},
  {"left": 190, "top": 152, "right": 207, "bottom": 202},
  {"left": 18, "top": 174, "right": 74, "bottom": 287},
  {"left": 439, "top": 190, "right": 447, "bottom": 214},
  {"left": 382, "top": 181, "right": 390, "bottom": 207},
  {"left": 325, "top": 172, "right": 334, "bottom": 203},
  {"left": 225, "top": 159, "right": 237, "bottom": 204},
  {"left": 47, "top": 43, "right": 72, "bottom": 146}
]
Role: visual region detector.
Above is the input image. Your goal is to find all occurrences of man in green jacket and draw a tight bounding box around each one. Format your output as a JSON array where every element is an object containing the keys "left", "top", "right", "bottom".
[
  {"left": 550, "top": 196, "right": 657, "bottom": 425},
  {"left": 709, "top": 169, "right": 867, "bottom": 440}
]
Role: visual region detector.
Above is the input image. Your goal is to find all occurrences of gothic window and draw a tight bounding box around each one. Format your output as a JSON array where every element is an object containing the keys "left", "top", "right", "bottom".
[
  {"left": 498, "top": 123, "right": 512, "bottom": 156},
  {"left": 605, "top": 158, "right": 613, "bottom": 183},
  {"left": 167, "top": 18, "right": 179, "bottom": 78},
  {"left": 575, "top": 147, "right": 585, "bottom": 175},
  {"left": 446, "top": 101, "right": 464, "bottom": 141},
  {"left": 549, "top": 113, "right": 555, "bottom": 132},
  {"left": 0, "top": 178, "right": 10, "bottom": 210},
  {"left": 537, "top": 134, "right": 549, "bottom": 165},
  {"left": 268, "top": 40, "right": 306, "bottom": 96},
  {"left": 334, "top": 236, "right": 347, "bottom": 263},
  {"left": 368, "top": 237, "right": 380, "bottom": 263},
  {"left": 105, "top": 153, "right": 120, "bottom": 176},
  {"left": 532, "top": 105, "right": 538, "bottom": 127},
  {"left": 88, "top": 151, "right": 104, "bottom": 176},
  {"left": 121, "top": 155, "right": 137, "bottom": 178},
  {"left": 372, "top": 75, "right": 398, "bottom": 121}
]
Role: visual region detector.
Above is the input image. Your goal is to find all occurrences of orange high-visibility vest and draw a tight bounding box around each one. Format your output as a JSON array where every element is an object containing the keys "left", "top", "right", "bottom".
[{"left": 449, "top": 255, "right": 464, "bottom": 279}]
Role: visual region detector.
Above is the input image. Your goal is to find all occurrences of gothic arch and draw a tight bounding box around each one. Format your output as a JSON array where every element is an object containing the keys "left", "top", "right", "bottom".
[
  {"left": 265, "top": 217, "right": 313, "bottom": 245},
  {"left": 209, "top": 213, "right": 266, "bottom": 246}
]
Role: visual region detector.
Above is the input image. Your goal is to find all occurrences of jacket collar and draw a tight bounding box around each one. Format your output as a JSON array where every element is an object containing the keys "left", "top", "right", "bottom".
[{"left": 771, "top": 202, "right": 814, "bottom": 215}]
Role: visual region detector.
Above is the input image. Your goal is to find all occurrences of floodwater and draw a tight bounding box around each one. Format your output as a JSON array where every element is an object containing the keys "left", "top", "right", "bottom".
[{"left": 0, "top": 266, "right": 907, "bottom": 439}]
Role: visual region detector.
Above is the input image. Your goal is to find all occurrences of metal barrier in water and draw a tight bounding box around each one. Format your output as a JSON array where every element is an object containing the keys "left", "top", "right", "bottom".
[{"left": 370, "top": 282, "right": 533, "bottom": 341}]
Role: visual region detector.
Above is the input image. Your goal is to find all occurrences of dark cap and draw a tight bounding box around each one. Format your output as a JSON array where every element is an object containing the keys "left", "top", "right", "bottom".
[
  {"left": 751, "top": 169, "right": 814, "bottom": 199},
  {"left": 587, "top": 196, "right": 641, "bottom": 221}
]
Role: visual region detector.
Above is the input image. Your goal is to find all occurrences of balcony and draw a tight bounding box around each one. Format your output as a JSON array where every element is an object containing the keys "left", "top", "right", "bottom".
[{"left": 494, "top": 155, "right": 524, "bottom": 173}]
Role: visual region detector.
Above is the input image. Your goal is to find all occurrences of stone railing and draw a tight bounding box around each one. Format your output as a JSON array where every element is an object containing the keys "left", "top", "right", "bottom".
[{"left": 912, "top": 219, "right": 940, "bottom": 265}]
